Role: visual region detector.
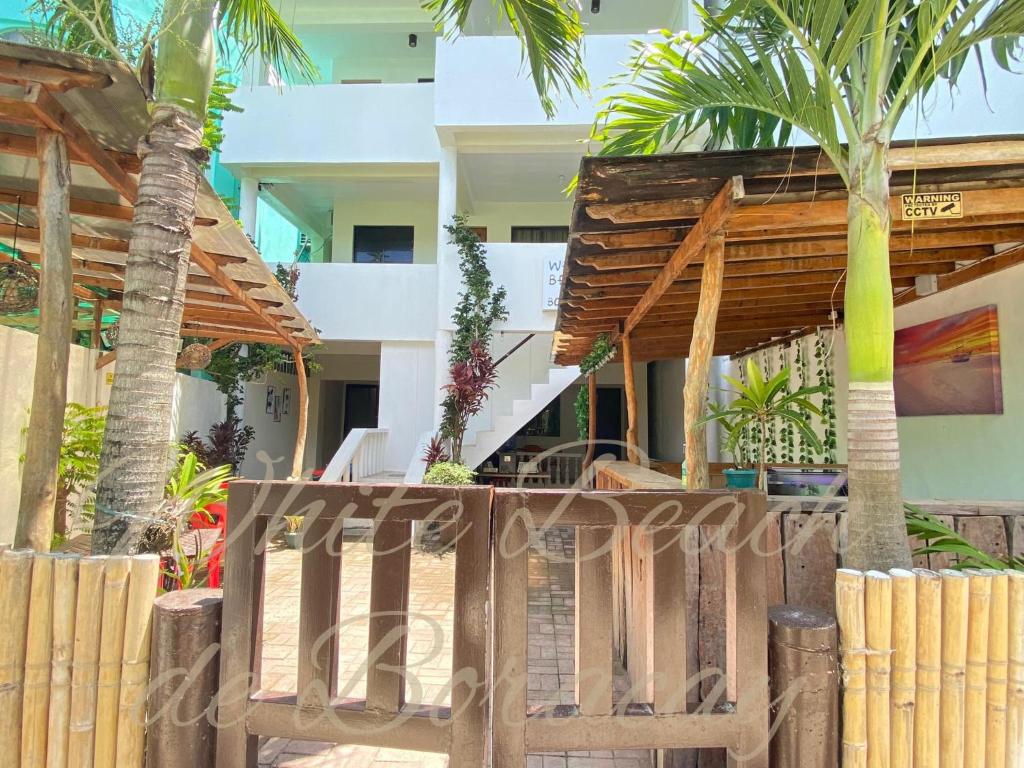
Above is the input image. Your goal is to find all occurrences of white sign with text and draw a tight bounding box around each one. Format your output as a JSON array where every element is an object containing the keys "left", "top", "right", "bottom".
[{"left": 543, "top": 256, "right": 563, "bottom": 312}]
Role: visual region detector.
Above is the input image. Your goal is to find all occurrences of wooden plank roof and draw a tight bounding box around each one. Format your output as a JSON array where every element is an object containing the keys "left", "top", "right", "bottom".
[
  {"left": 554, "top": 136, "right": 1024, "bottom": 364},
  {"left": 0, "top": 41, "right": 318, "bottom": 349}
]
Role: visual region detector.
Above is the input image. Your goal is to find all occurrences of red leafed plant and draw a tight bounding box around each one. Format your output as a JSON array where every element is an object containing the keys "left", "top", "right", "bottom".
[
  {"left": 440, "top": 340, "right": 497, "bottom": 463},
  {"left": 422, "top": 435, "right": 450, "bottom": 466}
]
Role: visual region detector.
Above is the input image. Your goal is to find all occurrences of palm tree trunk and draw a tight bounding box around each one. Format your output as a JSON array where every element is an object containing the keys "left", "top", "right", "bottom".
[
  {"left": 91, "top": 106, "right": 206, "bottom": 554},
  {"left": 843, "top": 140, "right": 912, "bottom": 570}
]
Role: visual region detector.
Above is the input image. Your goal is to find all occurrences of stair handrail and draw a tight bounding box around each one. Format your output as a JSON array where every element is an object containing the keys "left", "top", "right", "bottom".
[
  {"left": 493, "top": 333, "right": 535, "bottom": 368},
  {"left": 321, "top": 427, "right": 388, "bottom": 482},
  {"left": 403, "top": 430, "right": 435, "bottom": 484}
]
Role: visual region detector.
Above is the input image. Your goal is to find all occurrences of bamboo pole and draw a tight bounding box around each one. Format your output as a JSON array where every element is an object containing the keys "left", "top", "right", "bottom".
[
  {"left": 114, "top": 555, "right": 160, "bottom": 768},
  {"left": 621, "top": 332, "right": 639, "bottom": 464},
  {"left": 985, "top": 569, "right": 1009, "bottom": 768},
  {"left": 940, "top": 569, "right": 969, "bottom": 768},
  {"left": 15, "top": 129, "right": 74, "bottom": 550},
  {"left": 68, "top": 556, "right": 106, "bottom": 768},
  {"left": 681, "top": 234, "right": 725, "bottom": 490},
  {"left": 864, "top": 571, "right": 892, "bottom": 768},
  {"left": 22, "top": 553, "right": 56, "bottom": 765},
  {"left": 964, "top": 570, "right": 992, "bottom": 768},
  {"left": 889, "top": 569, "right": 916, "bottom": 768},
  {"left": 47, "top": 553, "right": 79, "bottom": 768},
  {"left": 1008, "top": 570, "right": 1024, "bottom": 768},
  {"left": 93, "top": 556, "right": 131, "bottom": 768},
  {"left": 289, "top": 345, "right": 309, "bottom": 479},
  {"left": 0, "top": 549, "right": 34, "bottom": 765},
  {"left": 837, "top": 568, "right": 867, "bottom": 768},
  {"left": 914, "top": 569, "right": 942, "bottom": 768}
]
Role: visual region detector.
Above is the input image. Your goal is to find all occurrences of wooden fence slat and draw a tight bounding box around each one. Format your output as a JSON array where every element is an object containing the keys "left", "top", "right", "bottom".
[
  {"left": 448, "top": 491, "right": 492, "bottom": 768},
  {"left": 114, "top": 555, "right": 160, "bottom": 768},
  {"left": 652, "top": 527, "right": 688, "bottom": 713},
  {"left": 837, "top": 569, "right": 867, "bottom": 768},
  {"left": 93, "top": 556, "right": 131, "bottom": 768},
  {"left": 297, "top": 515, "right": 342, "bottom": 709},
  {"left": 366, "top": 521, "right": 412, "bottom": 714},
  {"left": 957, "top": 517, "right": 1008, "bottom": 560},
  {"left": 964, "top": 570, "right": 992, "bottom": 768},
  {"left": 48, "top": 553, "right": 79, "bottom": 768},
  {"left": 575, "top": 526, "right": 614, "bottom": 716},
  {"left": 928, "top": 516, "right": 957, "bottom": 570},
  {"left": 0, "top": 549, "right": 33, "bottom": 766},
  {"left": 1007, "top": 571, "right": 1024, "bottom": 768},
  {"left": 765, "top": 510, "right": 784, "bottom": 606},
  {"left": 22, "top": 553, "right": 55, "bottom": 766},
  {"left": 940, "top": 569, "right": 969, "bottom": 768},
  {"left": 68, "top": 556, "right": 106, "bottom": 768},
  {"left": 913, "top": 569, "right": 942, "bottom": 768},
  {"left": 889, "top": 569, "right": 915, "bottom": 768},
  {"left": 985, "top": 570, "right": 1009, "bottom": 768},
  {"left": 864, "top": 571, "right": 892, "bottom": 768},
  {"left": 783, "top": 513, "right": 837, "bottom": 614},
  {"left": 492, "top": 501, "right": 529, "bottom": 767}
]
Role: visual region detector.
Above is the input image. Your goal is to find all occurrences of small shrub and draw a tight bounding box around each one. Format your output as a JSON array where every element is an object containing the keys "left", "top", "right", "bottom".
[
  {"left": 423, "top": 461, "right": 475, "bottom": 486},
  {"left": 423, "top": 435, "right": 450, "bottom": 465},
  {"left": 284, "top": 515, "right": 304, "bottom": 533}
]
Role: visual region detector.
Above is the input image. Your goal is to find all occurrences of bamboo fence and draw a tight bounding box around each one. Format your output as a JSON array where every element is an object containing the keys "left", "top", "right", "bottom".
[
  {"left": 0, "top": 548, "right": 160, "bottom": 768},
  {"left": 837, "top": 567, "right": 1024, "bottom": 768}
]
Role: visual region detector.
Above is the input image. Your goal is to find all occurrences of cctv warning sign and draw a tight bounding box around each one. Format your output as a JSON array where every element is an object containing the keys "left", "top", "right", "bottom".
[{"left": 901, "top": 192, "right": 963, "bottom": 220}]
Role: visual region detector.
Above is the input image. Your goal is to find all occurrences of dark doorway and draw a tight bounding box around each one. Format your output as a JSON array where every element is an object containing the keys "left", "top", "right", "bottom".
[
  {"left": 595, "top": 387, "right": 623, "bottom": 460},
  {"left": 343, "top": 383, "right": 379, "bottom": 437}
]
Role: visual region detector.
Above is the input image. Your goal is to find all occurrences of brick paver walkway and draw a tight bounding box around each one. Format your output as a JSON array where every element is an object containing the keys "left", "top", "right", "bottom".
[{"left": 256, "top": 529, "right": 652, "bottom": 768}]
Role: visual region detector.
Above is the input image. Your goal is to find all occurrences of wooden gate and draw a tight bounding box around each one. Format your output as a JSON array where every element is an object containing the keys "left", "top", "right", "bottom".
[
  {"left": 491, "top": 488, "right": 769, "bottom": 766},
  {"left": 215, "top": 481, "right": 492, "bottom": 768},
  {"left": 215, "top": 482, "right": 768, "bottom": 766}
]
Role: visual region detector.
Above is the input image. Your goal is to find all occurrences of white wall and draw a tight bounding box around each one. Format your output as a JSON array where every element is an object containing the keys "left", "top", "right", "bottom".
[
  {"left": 171, "top": 375, "right": 228, "bottom": 440},
  {"left": 331, "top": 198, "right": 439, "bottom": 264},
  {"left": 378, "top": 342, "right": 436, "bottom": 471},
  {"left": 466, "top": 202, "right": 573, "bottom": 243},
  {"left": 306, "top": 352, "right": 381, "bottom": 468},
  {"left": 648, "top": 358, "right": 686, "bottom": 462},
  {"left": 239, "top": 369, "right": 301, "bottom": 480},
  {"left": 220, "top": 83, "right": 439, "bottom": 166}
]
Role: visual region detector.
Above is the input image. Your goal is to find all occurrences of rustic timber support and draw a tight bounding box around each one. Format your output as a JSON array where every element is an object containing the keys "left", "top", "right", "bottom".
[
  {"left": 290, "top": 345, "right": 309, "bottom": 480},
  {"left": 682, "top": 234, "right": 726, "bottom": 490},
  {"left": 581, "top": 373, "right": 598, "bottom": 477},
  {"left": 621, "top": 331, "right": 639, "bottom": 464},
  {"left": 15, "top": 129, "right": 73, "bottom": 549}
]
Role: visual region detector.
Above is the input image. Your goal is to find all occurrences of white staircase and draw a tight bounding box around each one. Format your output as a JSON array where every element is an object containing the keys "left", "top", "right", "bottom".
[{"left": 460, "top": 333, "right": 580, "bottom": 471}]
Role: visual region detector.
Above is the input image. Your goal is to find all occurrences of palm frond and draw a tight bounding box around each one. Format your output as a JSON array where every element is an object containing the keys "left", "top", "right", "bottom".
[
  {"left": 424, "top": 0, "right": 587, "bottom": 118},
  {"left": 218, "top": 0, "right": 319, "bottom": 83}
]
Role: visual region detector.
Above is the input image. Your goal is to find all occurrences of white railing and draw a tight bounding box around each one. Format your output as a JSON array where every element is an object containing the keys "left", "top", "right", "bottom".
[
  {"left": 403, "top": 430, "right": 434, "bottom": 484},
  {"left": 321, "top": 428, "right": 389, "bottom": 483}
]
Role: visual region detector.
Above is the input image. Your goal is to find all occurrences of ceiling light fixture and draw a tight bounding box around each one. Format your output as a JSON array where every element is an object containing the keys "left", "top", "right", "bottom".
[
  {"left": 409, "top": 33, "right": 418, "bottom": 48},
  {"left": 591, "top": 0, "right": 600, "bottom": 13}
]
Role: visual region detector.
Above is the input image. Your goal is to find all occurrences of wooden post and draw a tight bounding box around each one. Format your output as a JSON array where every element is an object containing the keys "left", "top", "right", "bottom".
[
  {"left": 147, "top": 588, "right": 223, "bottom": 768},
  {"left": 21, "top": 553, "right": 55, "bottom": 765},
  {"left": 581, "top": 373, "right": 598, "bottom": 476},
  {"left": 68, "top": 556, "right": 106, "bottom": 768},
  {"left": 16, "top": 129, "right": 74, "bottom": 550},
  {"left": 622, "top": 332, "right": 639, "bottom": 464},
  {"left": 682, "top": 234, "right": 725, "bottom": 490},
  {"left": 889, "top": 569, "right": 916, "bottom": 768},
  {"left": 940, "top": 569, "right": 969, "bottom": 768},
  {"left": 116, "top": 555, "right": 161, "bottom": 768},
  {"left": 0, "top": 550, "right": 34, "bottom": 765},
  {"left": 914, "top": 569, "right": 942, "bottom": 768},
  {"left": 91, "top": 299, "right": 103, "bottom": 348},
  {"left": 836, "top": 569, "right": 866, "bottom": 768},
  {"left": 1006, "top": 571, "right": 1024, "bottom": 768},
  {"left": 289, "top": 345, "right": 309, "bottom": 480},
  {"left": 964, "top": 570, "right": 992, "bottom": 768},
  {"left": 985, "top": 570, "right": 1009, "bottom": 768},
  {"left": 768, "top": 605, "right": 838, "bottom": 768},
  {"left": 864, "top": 571, "right": 892, "bottom": 768},
  {"left": 94, "top": 556, "right": 131, "bottom": 768},
  {"left": 48, "top": 553, "right": 80, "bottom": 768}
]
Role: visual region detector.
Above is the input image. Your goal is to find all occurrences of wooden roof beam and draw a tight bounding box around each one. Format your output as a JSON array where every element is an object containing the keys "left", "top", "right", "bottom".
[
  {"left": 622, "top": 176, "right": 744, "bottom": 336},
  {"left": 0, "top": 55, "right": 112, "bottom": 92},
  {"left": 0, "top": 130, "right": 141, "bottom": 174},
  {"left": 894, "top": 243, "right": 1024, "bottom": 307},
  {"left": 0, "top": 186, "right": 217, "bottom": 227}
]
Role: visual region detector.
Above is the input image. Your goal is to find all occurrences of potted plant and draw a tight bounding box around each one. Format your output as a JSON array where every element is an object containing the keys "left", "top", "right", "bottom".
[
  {"left": 698, "top": 359, "right": 823, "bottom": 492},
  {"left": 283, "top": 516, "right": 304, "bottom": 549},
  {"left": 706, "top": 404, "right": 758, "bottom": 489}
]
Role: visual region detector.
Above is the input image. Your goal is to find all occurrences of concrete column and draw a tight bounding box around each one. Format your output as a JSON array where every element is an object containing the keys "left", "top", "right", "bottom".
[
  {"left": 432, "top": 145, "right": 459, "bottom": 428},
  {"left": 239, "top": 176, "right": 259, "bottom": 240}
]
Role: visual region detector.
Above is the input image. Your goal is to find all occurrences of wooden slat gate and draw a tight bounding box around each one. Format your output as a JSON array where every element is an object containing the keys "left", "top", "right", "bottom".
[
  {"left": 215, "top": 482, "right": 768, "bottom": 766},
  {"left": 216, "top": 481, "right": 491, "bottom": 767}
]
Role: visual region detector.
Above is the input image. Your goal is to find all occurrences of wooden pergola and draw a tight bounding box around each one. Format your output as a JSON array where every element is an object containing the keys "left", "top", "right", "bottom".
[
  {"left": 0, "top": 41, "right": 319, "bottom": 521},
  {"left": 554, "top": 136, "right": 1024, "bottom": 482}
]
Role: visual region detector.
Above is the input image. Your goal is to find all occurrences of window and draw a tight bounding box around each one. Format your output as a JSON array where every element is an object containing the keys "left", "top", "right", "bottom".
[
  {"left": 353, "top": 226, "right": 414, "bottom": 263},
  {"left": 511, "top": 226, "right": 570, "bottom": 244}
]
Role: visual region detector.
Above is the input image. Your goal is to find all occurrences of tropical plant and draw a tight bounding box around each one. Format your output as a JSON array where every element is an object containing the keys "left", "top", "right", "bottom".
[
  {"left": 593, "top": 0, "right": 1023, "bottom": 569},
  {"left": 422, "top": 435, "right": 451, "bottom": 466},
  {"left": 283, "top": 515, "right": 304, "bottom": 534},
  {"left": 440, "top": 340, "right": 498, "bottom": 463},
  {"left": 698, "top": 359, "right": 823, "bottom": 491},
  {"left": 446, "top": 214, "right": 509, "bottom": 364},
  {"left": 906, "top": 504, "right": 1024, "bottom": 571},
  {"left": 424, "top": 0, "right": 588, "bottom": 118},
  {"left": 21, "top": 403, "right": 106, "bottom": 536},
  {"left": 181, "top": 417, "right": 255, "bottom": 472},
  {"left": 574, "top": 333, "right": 615, "bottom": 440},
  {"left": 423, "top": 460, "right": 476, "bottom": 486}
]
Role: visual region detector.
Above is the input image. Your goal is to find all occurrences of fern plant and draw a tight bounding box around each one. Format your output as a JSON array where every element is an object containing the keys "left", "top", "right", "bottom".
[{"left": 905, "top": 504, "right": 1024, "bottom": 571}]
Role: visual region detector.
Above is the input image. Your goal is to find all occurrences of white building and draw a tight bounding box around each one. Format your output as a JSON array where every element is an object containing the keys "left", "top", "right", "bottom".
[{"left": 219, "top": 0, "right": 1024, "bottom": 499}]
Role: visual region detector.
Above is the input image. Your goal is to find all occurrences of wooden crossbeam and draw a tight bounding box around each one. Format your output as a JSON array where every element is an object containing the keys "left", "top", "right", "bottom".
[
  {"left": 0, "top": 55, "right": 112, "bottom": 92},
  {"left": 622, "top": 176, "right": 743, "bottom": 336},
  {"left": 894, "top": 243, "right": 1024, "bottom": 307},
  {"left": 0, "top": 186, "right": 217, "bottom": 226},
  {"left": 0, "top": 130, "right": 141, "bottom": 174}
]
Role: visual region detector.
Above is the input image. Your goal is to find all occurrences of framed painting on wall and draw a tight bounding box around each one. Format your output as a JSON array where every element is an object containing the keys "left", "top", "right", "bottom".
[
  {"left": 265, "top": 385, "right": 276, "bottom": 415},
  {"left": 893, "top": 304, "right": 1003, "bottom": 416},
  {"left": 282, "top": 388, "right": 291, "bottom": 415}
]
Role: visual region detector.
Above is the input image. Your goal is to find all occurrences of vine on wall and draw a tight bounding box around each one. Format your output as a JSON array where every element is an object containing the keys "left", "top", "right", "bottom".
[
  {"left": 815, "top": 331, "right": 838, "bottom": 464},
  {"left": 575, "top": 334, "right": 615, "bottom": 441},
  {"left": 779, "top": 343, "right": 794, "bottom": 463}
]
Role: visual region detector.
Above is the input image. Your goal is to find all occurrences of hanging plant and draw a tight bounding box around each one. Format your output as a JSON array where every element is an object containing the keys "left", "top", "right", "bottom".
[
  {"left": 762, "top": 350, "right": 777, "bottom": 464},
  {"left": 0, "top": 260, "right": 39, "bottom": 314},
  {"left": 815, "top": 331, "right": 838, "bottom": 464},
  {"left": 796, "top": 336, "right": 815, "bottom": 463},
  {"left": 779, "top": 343, "right": 794, "bottom": 463},
  {"left": 574, "top": 334, "right": 616, "bottom": 441}
]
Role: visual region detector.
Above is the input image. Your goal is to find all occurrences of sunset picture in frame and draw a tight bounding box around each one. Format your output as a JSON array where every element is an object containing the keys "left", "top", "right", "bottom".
[{"left": 893, "top": 304, "right": 1003, "bottom": 416}]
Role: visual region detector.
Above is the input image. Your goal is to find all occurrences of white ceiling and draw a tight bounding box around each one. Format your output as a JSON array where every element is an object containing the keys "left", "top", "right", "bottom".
[{"left": 459, "top": 151, "right": 584, "bottom": 203}]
